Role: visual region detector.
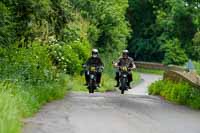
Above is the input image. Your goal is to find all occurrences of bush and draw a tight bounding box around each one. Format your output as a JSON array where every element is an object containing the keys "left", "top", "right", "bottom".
[
  {"left": 188, "top": 32, "right": 200, "bottom": 61},
  {"left": 0, "top": 43, "right": 69, "bottom": 133},
  {"left": 162, "top": 38, "right": 188, "bottom": 65},
  {"left": 48, "top": 40, "right": 91, "bottom": 74},
  {"left": 0, "top": 43, "right": 56, "bottom": 84},
  {"left": 149, "top": 80, "right": 200, "bottom": 109}
]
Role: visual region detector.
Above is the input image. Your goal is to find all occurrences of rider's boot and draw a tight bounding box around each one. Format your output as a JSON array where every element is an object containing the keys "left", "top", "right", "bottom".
[
  {"left": 84, "top": 81, "right": 89, "bottom": 86},
  {"left": 128, "top": 82, "right": 131, "bottom": 89},
  {"left": 97, "top": 84, "right": 101, "bottom": 88},
  {"left": 114, "top": 81, "right": 119, "bottom": 87}
]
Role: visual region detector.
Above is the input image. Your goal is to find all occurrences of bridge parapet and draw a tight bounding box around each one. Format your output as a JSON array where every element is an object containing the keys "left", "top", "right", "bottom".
[
  {"left": 135, "top": 61, "right": 200, "bottom": 89},
  {"left": 164, "top": 70, "right": 200, "bottom": 89}
]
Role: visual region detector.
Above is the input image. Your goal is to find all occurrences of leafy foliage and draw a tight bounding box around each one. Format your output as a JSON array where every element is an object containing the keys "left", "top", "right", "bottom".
[
  {"left": 48, "top": 40, "right": 91, "bottom": 74},
  {"left": 0, "top": 44, "right": 56, "bottom": 83},
  {"left": 69, "top": 0, "right": 130, "bottom": 53},
  {"left": 162, "top": 38, "right": 188, "bottom": 65},
  {"left": 189, "top": 32, "right": 200, "bottom": 61},
  {"left": 127, "top": 0, "right": 200, "bottom": 62},
  {"left": 149, "top": 80, "right": 200, "bottom": 109}
]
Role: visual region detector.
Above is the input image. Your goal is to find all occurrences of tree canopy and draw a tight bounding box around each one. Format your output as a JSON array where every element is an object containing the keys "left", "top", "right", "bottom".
[{"left": 127, "top": 0, "right": 200, "bottom": 64}]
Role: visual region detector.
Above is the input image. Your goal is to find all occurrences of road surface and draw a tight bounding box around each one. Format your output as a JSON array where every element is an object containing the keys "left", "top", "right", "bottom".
[
  {"left": 127, "top": 73, "right": 162, "bottom": 95},
  {"left": 23, "top": 74, "right": 200, "bottom": 133}
]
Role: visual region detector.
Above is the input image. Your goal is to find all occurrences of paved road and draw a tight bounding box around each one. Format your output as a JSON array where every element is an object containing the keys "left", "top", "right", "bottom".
[
  {"left": 127, "top": 73, "right": 162, "bottom": 95},
  {"left": 23, "top": 74, "right": 200, "bottom": 133}
]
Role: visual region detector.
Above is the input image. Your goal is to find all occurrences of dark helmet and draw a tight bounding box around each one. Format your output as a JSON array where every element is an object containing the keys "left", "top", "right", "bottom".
[{"left": 92, "top": 49, "right": 98, "bottom": 57}]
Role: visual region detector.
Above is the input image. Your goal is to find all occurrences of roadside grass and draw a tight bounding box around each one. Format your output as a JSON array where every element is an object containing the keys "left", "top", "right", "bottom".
[
  {"left": 0, "top": 75, "right": 68, "bottom": 133},
  {"left": 132, "top": 71, "right": 141, "bottom": 85},
  {"left": 0, "top": 90, "right": 21, "bottom": 133},
  {"left": 193, "top": 61, "right": 200, "bottom": 75},
  {"left": 136, "top": 68, "right": 164, "bottom": 75},
  {"left": 68, "top": 73, "right": 116, "bottom": 93},
  {"left": 149, "top": 80, "right": 200, "bottom": 109},
  {"left": 68, "top": 71, "right": 141, "bottom": 93}
]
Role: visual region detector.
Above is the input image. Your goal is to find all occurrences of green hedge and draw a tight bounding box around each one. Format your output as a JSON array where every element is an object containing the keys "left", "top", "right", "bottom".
[
  {"left": 149, "top": 80, "right": 200, "bottom": 109},
  {"left": 0, "top": 44, "right": 69, "bottom": 133}
]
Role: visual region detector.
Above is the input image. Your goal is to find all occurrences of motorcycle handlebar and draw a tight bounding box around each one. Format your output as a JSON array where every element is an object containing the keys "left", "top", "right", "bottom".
[{"left": 83, "top": 65, "right": 104, "bottom": 72}]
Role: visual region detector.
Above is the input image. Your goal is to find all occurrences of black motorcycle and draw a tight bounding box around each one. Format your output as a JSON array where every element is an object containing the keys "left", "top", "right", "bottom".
[
  {"left": 118, "top": 66, "right": 129, "bottom": 94},
  {"left": 84, "top": 65, "right": 103, "bottom": 93}
]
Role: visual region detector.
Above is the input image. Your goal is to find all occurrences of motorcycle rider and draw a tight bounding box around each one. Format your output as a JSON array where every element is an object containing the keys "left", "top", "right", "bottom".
[
  {"left": 84, "top": 49, "right": 104, "bottom": 87},
  {"left": 113, "top": 50, "right": 136, "bottom": 89}
]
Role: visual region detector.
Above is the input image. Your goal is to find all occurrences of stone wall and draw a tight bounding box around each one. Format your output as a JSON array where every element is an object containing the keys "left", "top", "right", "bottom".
[
  {"left": 135, "top": 61, "right": 200, "bottom": 89},
  {"left": 164, "top": 70, "right": 200, "bottom": 89},
  {"left": 135, "top": 61, "right": 166, "bottom": 70}
]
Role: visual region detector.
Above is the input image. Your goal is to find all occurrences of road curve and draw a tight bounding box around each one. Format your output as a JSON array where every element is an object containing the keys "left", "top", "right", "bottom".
[
  {"left": 23, "top": 74, "right": 200, "bottom": 133},
  {"left": 127, "top": 73, "right": 162, "bottom": 95}
]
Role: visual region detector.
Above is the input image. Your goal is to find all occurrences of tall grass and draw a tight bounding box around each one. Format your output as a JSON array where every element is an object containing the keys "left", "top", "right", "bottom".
[
  {"left": 149, "top": 80, "right": 200, "bottom": 109},
  {"left": 193, "top": 61, "right": 200, "bottom": 75},
  {"left": 0, "top": 90, "right": 21, "bottom": 133},
  {"left": 0, "top": 75, "right": 68, "bottom": 133},
  {"left": 132, "top": 71, "right": 141, "bottom": 85}
]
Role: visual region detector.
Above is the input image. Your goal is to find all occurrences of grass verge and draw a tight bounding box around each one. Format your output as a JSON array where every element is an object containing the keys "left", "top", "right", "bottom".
[
  {"left": 136, "top": 68, "right": 164, "bottom": 75},
  {"left": 132, "top": 71, "right": 141, "bottom": 85},
  {"left": 193, "top": 61, "right": 200, "bottom": 75},
  {"left": 68, "top": 71, "right": 141, "bottom": 93},
  {"left": 0, "top": 75, "right": 68, "bottom": 133},
  {"left": 149, "top": 80, "right": 200, "bottom": 109},
  {"left": 67, "top": 73, "right": 116, "bottom": 93}
]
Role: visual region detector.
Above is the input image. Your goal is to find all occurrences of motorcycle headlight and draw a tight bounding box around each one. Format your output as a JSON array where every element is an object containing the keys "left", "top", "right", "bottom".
[
  {"left": 123, "top": 74, "right": 127, "bottom": 78},
  {"left": 87, "top": 71, "right": 90, "bottom": 75},
  {"left": 90, "top": 75, "right": 94, "bottom": 79}
]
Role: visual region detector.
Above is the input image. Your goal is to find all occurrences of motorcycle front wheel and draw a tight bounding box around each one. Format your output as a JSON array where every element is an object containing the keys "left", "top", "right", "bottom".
[{"left": 121, "top": 89, "right": 125, "bottom": 94}]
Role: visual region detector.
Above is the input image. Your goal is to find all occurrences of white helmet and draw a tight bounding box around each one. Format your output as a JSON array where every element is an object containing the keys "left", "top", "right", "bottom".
[
  {"left": 92, "top": 49, "right": 98, "bottom": 53},
  {"left": 122, "top": 50, "right": 129, "bottom": 58},
  {"left": 92, "top": 49, "right": 98, "bottom": 58},
  {"left": 123, "top": 50, "right": 129, "bottom": 54}
]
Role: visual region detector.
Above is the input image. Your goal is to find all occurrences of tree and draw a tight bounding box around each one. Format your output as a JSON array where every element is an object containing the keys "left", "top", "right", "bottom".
[
  {"left": 127, "top": 0, "right": 199, "bottom": 62},
  {"left": 69, "top": 0, "right": 131, "bottom": 53},
  {"left": 162, "top": 38, "right": 188, "bottom": 65},
  {"left": 0, "top": 2, "right": 15, "bottom": 46},
  {"left": 189, "top": 32, "right": 200, "bottom": 61}
]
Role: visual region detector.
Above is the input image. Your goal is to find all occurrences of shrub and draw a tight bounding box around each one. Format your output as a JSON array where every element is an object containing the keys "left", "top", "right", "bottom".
[
  {"left": 0, "top": 43, "right": 56, "bottom": 84},
  {"left": 0, "top": 42, "right": 69, "bottom": 133},
  {"left": 149, "top": 80, "right": 200, "bottom": 109},
  {"left": 162, "top": 38, "right": 188, "bottom": 65},
  {"left": 188, "top": 32, "right": 200, "bottom": 61},
  {"left": 48, "top": 40, "right": 91, "bottom": 74}
]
